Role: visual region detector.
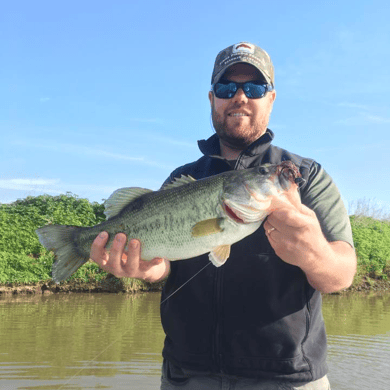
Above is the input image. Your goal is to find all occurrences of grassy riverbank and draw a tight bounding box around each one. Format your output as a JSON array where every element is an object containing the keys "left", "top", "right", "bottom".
[
  {"left": 0, "top": 271, "right": 165, "bottom": 295},
  {"left": 1, "top": 193, "right": 390, "bottom": 295}
]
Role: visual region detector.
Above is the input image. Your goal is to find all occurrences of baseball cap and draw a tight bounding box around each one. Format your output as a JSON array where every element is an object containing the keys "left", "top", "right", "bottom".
[{"left": 211, "top": 42, "right": 274, "bottom": 86}]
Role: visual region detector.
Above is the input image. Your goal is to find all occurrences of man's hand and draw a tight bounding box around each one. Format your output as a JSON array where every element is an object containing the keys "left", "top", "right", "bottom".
[
  {"left": 90, "top": 232, "right": 170, "bottom": 283},
  {"left": 263, "top": 204, "right": 356, "bottom": 293},
  {"left": 264, "top": 204, "right": 325, "bottom": 268}
]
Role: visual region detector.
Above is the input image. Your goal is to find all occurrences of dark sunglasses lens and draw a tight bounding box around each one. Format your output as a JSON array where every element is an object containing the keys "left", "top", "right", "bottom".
[
  {"left": 243, "top": 83, "right": 267, "bottom": 98},
  {"left": 214, "top": 83, "right": 237, "bottom": 99},
  {"left": 214, "top": 82, "right": 269, "bottom": 99}
]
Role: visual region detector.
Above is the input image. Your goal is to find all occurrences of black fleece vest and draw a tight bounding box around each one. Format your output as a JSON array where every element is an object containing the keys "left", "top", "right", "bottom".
[{"left": 160, "top": 130, "right": 328, "bottom": 382}]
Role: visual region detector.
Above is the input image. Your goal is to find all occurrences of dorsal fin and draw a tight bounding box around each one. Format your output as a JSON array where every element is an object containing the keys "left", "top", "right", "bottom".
[
  {"left": 161, "top": 174, "right": 196, "bottom": 190},
  {"left": 104, "top": 187, "right": 153, "bottom": 219}
]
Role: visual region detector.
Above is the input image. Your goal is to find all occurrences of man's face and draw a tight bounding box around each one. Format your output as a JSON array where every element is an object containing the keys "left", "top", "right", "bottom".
[{"left": 208, "top": 63, "right": 276, "bottom": 151}]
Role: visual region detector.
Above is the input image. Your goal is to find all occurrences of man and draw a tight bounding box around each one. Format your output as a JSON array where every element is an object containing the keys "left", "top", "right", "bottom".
[{"left": 90, "top": 42, "right": 356, "bottom": 389}]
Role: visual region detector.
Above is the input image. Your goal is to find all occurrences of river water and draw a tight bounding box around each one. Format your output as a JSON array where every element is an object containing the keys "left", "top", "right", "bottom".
[{"left": 0, "top": 291, "right": 389, "bottom": 390}]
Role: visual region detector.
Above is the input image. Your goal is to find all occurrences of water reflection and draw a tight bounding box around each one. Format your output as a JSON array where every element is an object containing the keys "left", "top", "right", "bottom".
[
  {"left": 0, "top": 292, "right": 389, "bottom": 389},
  {"left": 0, "top": 293, "right": 164, "bottom": 389},
  {"left": 323, "top": 293, "right": 390, "bottom": 390}
]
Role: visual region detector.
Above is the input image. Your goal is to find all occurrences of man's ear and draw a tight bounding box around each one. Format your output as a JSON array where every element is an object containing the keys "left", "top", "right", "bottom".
[
  {"left": 208, "top": 91, "right": 213, "bottom": 107},
  {"left": 270, "top": 89, "right": 276, "bottom": 103}
]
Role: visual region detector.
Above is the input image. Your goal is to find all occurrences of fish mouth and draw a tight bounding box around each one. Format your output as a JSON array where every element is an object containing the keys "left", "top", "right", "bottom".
[
  {"left": 223, "top": 198, "right": 269, "bottom": 224},
  {"left": 223, "top": 202, "right": 246, "bottom": 223}
]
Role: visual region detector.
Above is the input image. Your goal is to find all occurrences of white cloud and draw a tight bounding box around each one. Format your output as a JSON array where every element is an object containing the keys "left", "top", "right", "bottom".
[
  {"left": 0, "top": 178, "right": 60, "bottom": 191},
  {"left": 312, "top": 142, "right": 390, "bottom": 154},
  {"left": 0, "top": 177, "right": 165, "bottom": 204},
  {"left": 128, "top": 117, "right": 163, "bottom": 123},
  {"left": 10, "top": 139, "right": 176, "bottom": 170},
  {"left": 334, "top": 112, "right": 390, "bottom": 126},
  {"left": 364, "top": 114, "right": 390, "bottom": 125},
  {"left": 39, "top": 97, "right": 51, "bottom": 103},
  {"left": 0, "top": 177, "right": 118, "bottom": 203},
  {"left": 148, "top": 134, "right": 198, "bottom": 149},
  {"left": 338, "top": 102, "right": 371, "bottom": 111},
  {"left": 336, "top": 101, "right": 390, "bottom": 125}
]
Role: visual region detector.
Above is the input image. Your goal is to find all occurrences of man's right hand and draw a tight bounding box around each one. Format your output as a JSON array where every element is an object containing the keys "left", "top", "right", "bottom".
[{"left": 90, "top": 231, "right": 170, "bottom": 283}]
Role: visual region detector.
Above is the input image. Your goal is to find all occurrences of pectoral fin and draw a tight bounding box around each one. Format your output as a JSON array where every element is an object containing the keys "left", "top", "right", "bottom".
[
  {"left": 209, "top": 245, "right": 231, "bottom": 267},
  {"left": 191, "top": 218, "right": 223, "bottom": 237}
]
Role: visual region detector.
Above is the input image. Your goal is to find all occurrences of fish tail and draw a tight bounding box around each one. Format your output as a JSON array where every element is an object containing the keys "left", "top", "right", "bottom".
[{"left": 36, "top": 225, "right": 89, "bottom": 284}]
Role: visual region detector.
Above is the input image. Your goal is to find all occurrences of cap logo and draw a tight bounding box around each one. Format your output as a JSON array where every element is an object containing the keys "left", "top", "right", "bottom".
[{"left": 232, "top": 43, "right": 255, "bottom": 54}]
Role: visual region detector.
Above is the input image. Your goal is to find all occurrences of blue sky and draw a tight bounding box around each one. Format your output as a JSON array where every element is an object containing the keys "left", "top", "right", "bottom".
[{"left": 1, "top": 0, "right": 389, "bottom": 215}]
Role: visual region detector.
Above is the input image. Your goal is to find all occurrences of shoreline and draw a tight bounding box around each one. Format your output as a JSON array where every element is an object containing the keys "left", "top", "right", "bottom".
[
  {"left": 1, "top": 275, "right": 389, "bottom": 296},
  {"left": 0, "top": 276, "right": 165, "bottom": 296}
]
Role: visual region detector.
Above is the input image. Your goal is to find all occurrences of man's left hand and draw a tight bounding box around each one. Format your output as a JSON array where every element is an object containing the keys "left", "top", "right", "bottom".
[
  {"left": 263, "top": 204, "right": 327, "bottom": 269},
  {"left": 263, "top": 204, "right": 357, "bottom": 293}
]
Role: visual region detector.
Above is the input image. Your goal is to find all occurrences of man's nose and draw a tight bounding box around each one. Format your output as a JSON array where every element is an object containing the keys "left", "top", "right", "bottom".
[{"left": 232, "top": 88, "right": 248, "bottom": 103}]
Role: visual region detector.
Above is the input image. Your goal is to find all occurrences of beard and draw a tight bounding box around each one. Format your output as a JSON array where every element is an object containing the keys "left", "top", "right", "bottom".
[{"left": 211, "top": 103, "right": 272, "bottom": 150}]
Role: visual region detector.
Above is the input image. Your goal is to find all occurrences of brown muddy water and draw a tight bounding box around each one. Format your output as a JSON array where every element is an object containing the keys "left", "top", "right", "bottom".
[{"left": 0, "top": 292, "right": 389, "bottom": 390}]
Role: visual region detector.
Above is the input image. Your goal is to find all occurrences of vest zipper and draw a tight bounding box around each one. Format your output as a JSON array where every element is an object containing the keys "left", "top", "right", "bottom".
[
  {"left": 211, "top": 155, "right": 240, "bottom": 373},
  {"left": 213, "top": 266, "right": 224, "bottom": 373}
]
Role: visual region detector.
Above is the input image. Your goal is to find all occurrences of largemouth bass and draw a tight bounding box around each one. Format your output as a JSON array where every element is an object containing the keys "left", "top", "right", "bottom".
[{"left": 36, "top": 161, "right": 303, "bottom": 283}]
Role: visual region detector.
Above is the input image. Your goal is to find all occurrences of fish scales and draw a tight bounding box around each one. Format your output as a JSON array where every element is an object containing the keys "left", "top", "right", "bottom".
[{"left": 76, "top": 174, "right": 225, "bottom": 259}]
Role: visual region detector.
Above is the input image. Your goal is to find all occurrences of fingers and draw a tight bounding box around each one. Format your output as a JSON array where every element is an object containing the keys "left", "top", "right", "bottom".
[
  {"left": 127, "top": 239, "right": 141, "bottom": 262},
  {"left": 90, "top": 231, "right": 109, "bottom": 266},
  {"left": 264, "top": 203, "right": 320, "bottom": 246},
  {"left": 104, "top": 233, "right": 127, "bottom": 272},
  {"left": 91, "top": 233, "right": 166, "bottom": 280},
  {"left": 125, "top": 240, "right": 163, "bottom": 275},
  {"left": 124, "top": 239, "right": 142, "bottom": 273},
  {"left": 150, "top": 257, "right": 164, "bottom": 266},
  {"left": 265, "top": 226, "right": 278, "bottom": 243},
  {"left": 91, "top": 232, "right": 128, "bottom": 276},
  {"left": 263, "top": 220, "right": 276, "bottom": 235},
  {"left": 267, "top": 207, "right": 308, "bottom": 229},
  {"left": 300, "top": 203, "right": 316, "bottom": 216},
  {"left": 284, "top": 185, "right": 302, "bottom": 211},
  {"left": 263, "top": 220, "right": 279, "bottom": 245}
]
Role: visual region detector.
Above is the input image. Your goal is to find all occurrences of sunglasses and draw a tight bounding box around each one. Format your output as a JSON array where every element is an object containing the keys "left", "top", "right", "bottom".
[{"left": 212, "top": 81, "right": 273, "bottom": 99}]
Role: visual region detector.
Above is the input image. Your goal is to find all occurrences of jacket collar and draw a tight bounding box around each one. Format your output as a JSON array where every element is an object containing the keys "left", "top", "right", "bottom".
[{"left": 197, "top": 129, "right": 274, "bottom": 158}]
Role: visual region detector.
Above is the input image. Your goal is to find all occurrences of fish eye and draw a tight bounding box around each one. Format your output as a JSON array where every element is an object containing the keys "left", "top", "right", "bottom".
[{"left": 259, "top": 167, "right": 268, "bottom": 175}]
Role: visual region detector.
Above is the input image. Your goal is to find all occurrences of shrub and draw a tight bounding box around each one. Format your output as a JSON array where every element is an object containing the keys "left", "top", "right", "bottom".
[
  {"left": 0, "top": 193, "right": 106, "bottom": 256},
  {"left": 350, "top": 216, "right": 390, "bottom": 279},
  {"left": 0, "top": 193, "right": 107, "bottom": 283},
  {"left": 0, "top": 251, "right": 52, "bottom": 283}
]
